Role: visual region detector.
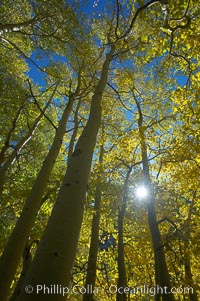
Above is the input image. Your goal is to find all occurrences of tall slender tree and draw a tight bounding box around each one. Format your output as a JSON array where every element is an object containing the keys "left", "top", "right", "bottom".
[
  {"left": 17, "top": 44, "right": 116, "bottom": 301},
  {"left": 83, "top": 145, "right": 104, "bottom": 301},
  {"left": 133, "top": 92, "right": 175, "bottom": 301},
  {"left": 0, "top": 76, "right": 81, "bottom": 301},
  {"left": 117, "top": 167, "right": 132, "bottom": 301}
]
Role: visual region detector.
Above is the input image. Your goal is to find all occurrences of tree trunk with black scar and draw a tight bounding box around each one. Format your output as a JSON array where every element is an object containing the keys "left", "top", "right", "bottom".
[
  {"left": 10, "top": 240, "right": 38, "bottom": 301},
  {"left": 16, "top": 45, "right": 115, "bottom": 301}
]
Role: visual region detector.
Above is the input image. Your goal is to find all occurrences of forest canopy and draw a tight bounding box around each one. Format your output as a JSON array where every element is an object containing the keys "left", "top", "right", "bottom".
[{"left": 0, "top": 1, "right": 199, "bottom": 301}]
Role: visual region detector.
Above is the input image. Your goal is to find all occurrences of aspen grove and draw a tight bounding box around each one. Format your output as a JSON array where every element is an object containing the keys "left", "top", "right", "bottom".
[{"left": 0, "top": 1, "right": 199, "bottom": 301}]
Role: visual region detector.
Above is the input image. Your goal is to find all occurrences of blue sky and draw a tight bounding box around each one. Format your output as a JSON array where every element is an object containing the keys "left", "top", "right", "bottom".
[
  {"left": 26, "top": 0, "right": 109, "bottom": 86},
  {"left": 26, "top": 1, "right": 188, "bottom": 90}
]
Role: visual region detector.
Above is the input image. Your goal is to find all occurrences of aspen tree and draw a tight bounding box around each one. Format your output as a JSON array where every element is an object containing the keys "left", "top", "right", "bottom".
[
  {"left": 134, "top": 93, "right": 175, "bottom": 301},
  {"left": 0, "top": 79, "right": 81, "bottom": 301},
  {"left": 17, "top": 45, "right": 115, "bottom": 301},
  {"left": 83, "top": 145, "right": 104, "bottom": 301}
]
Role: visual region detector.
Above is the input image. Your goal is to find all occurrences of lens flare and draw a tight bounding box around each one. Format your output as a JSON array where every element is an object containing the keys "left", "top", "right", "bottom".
[{"left": 135, "top": 186, "right": 148, "bottom": 199}]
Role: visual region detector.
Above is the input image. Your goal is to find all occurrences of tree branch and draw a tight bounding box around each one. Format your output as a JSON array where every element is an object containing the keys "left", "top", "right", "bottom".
[
  {"left": 27, "top": 80, "right": 58, "bottom": 130},
  {"left": 157, "top": 217, "right": 178, "bottom": 232},
  {"left": 117, "top": 0, "right": 160, "bottom": 40}
]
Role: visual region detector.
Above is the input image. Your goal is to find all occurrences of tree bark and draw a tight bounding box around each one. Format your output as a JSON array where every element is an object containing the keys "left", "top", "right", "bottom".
[
  {"left": 183, "top": 196, "right": 198, "bottom": 301},
  {"left": 0, "top": 83, "right": 78, "bottom": 301},
  {"left": 83, "top": 146, "right": 104, "bottom": 301},
  {"left": 16, "top": 45, "right": 115, "bottom": 301},
  {"left": 116, "top": 168, "right": 131, "bottom": 301},
  {"left": 9, "top": 240, "right": 38, "bottom": 301},
  {"left": 67, "top": 99, "right": 81, "bottom": 166},
  {"left": 184, "top": 254, "right": 198, "bottom": 301},
  {"left": 134, "top": 93, "right": 175, "bottom": 301}
]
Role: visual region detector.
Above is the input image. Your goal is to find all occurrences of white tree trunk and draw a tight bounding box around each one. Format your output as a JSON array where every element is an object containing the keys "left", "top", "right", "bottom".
[{"left": 17, "top": 45, "right": 115, "bottom": 301}]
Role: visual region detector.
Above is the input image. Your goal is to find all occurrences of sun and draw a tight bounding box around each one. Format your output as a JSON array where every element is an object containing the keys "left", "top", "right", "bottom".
[{"left": 135, "top": 186, "right": 148, "bottom": 199}]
